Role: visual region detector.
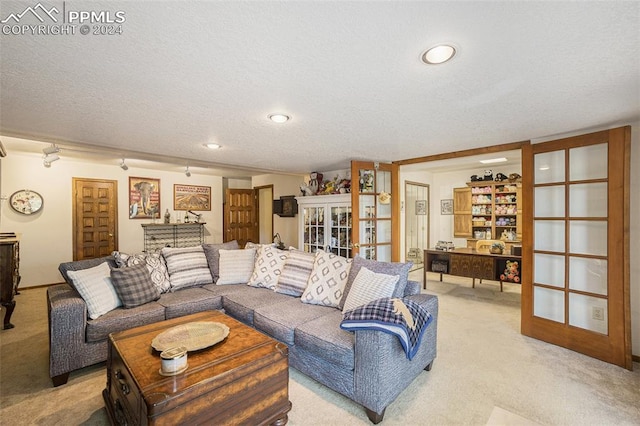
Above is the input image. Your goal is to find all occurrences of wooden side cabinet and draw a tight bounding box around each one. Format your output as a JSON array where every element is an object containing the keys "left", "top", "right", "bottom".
[{"left": 0, "top": 235, "right": 20, "bottom": 329}]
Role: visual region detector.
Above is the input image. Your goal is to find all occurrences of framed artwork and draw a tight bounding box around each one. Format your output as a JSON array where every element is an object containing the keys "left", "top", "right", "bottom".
[
  {"left": 129, "top": 177, "right": 160, "bottom": 219},
  {"left": 280, "top": 196, "right": 298, "bottom": 217},
  {"left": 415, "top": 200, "right": 427, "bottom": 215},
  {"left": 440, "top": 199, "right": 453, "bottom": 215},
  {"left": 174, "top": 184, "right": 211, "bottom": 211}
]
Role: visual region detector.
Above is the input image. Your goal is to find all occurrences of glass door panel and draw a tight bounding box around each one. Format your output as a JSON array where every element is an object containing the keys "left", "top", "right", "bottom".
[
  {"left": 568, "top": 257, "right": 607, "bottom": 295},
  {"left": 569, "top": 143, "right": 607, "bottom": 181},
  {"left": 351, "top": 161, "right": 398, "bottom": 261}
]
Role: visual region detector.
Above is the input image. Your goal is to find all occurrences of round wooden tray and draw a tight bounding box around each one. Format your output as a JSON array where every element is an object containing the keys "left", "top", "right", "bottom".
[{"left": 151, "top": 321, "right": 230, "bottom": 352}]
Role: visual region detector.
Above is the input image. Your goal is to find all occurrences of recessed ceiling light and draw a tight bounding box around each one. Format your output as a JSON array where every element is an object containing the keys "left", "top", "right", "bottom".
[
  {"left": 480, "top": 157, "right": 508, "bottom": 164},
  {"left": 268, "top": 114, "right": 290, "bottom": 123},
  {"left": 421, "top": 44, "right": 456, "bottom": 65},
  {"left": 204, "top": 143, "right": 221, "bottom": 150}
]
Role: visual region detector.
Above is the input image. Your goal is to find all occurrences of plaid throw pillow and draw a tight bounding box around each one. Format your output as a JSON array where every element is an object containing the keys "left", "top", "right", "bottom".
[{"left": 110, "top": 263, "right": 160, "bottom": 308}]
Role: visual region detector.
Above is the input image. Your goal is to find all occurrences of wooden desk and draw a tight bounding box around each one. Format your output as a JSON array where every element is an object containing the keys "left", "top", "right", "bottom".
[
  {"left": 423, "top": 248, "right": 522, "bottom": 292},
  {"left": 0, "top": 235, "right": 20, "bottom": 329}
]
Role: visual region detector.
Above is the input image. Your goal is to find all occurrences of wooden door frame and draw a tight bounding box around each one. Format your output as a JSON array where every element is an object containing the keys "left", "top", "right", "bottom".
[
  {"left": 72, "top": 177, "right": 118, "bottom": 261},
  {"left": 254, "top": 184, "right": 274, "bottom": 244}
]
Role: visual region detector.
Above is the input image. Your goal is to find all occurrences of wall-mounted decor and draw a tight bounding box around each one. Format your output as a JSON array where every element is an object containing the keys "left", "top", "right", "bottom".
[
  {"left": 174, "top": 184, "right": 211, "bottom": 211},
  {"left": 440, "top": 199, "right": 453, "bottom": 215},
  {"left": 129, "top": 177, "right": 160, "bottom": 219},
  {"left": 274, "top": 195, "right": 298, "bottom": 217},
  {"left": 415, "top": 200, "right": 427, "bottom": 215}
]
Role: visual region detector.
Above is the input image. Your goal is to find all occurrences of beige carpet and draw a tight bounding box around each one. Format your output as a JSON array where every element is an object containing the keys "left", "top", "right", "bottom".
[{"left": 1, "top": 273, "right": 639, "bottom": 425}]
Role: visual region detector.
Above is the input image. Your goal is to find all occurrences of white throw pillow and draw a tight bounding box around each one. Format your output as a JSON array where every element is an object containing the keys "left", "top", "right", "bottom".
[
  {"left": 301, "top": 250, "right": 352, "bottom": 308},
  {"left": 67, "top": 262, "right": 122, "bottom": 320},
  {"left": 247, "top": 245, "right": 289, "bottom": 289},
  {"left": 217, "top": 248, "right": 257, "bottom": 285},
  {"left": 341, "top": 266, "right": 399, "bottom": 313},
  {"left": 161, "top": 246, "right": 213, "bottom": 291}
]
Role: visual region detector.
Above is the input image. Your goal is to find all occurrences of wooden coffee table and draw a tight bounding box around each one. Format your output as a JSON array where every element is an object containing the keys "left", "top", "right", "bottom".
[{"left": 103, "top": 310, "right": 291, "bottom": 425}]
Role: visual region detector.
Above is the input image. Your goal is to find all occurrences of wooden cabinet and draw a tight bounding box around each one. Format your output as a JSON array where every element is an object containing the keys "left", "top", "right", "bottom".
[
  {"left": 296, "top": 194, "right": 352, "bottom": 257},
  {"left": 453, "top": 187, "right": 472, "bottom": 238},
  {"left": 0, "top": 235, "right": 20, "bottom": 329},
  {"left": 454, "top": 182, "right": 521, "bottom": 245}
]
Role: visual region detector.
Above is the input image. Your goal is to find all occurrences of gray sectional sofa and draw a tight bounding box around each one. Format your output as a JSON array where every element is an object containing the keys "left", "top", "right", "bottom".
[{"left": 48, "top": 254, "right": 438, "bottom": 424}]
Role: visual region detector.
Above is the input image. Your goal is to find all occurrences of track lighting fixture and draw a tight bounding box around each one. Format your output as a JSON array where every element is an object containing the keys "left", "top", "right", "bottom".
[
  {"left": 185, "top": 166, "right": 191, "bottom": 177},
  {"left": 43, "top": 144, "right": 60, "bottom": 155},
  {"left": 43, "top": 153, "right": 60, "bottom": 167},
  {"left": 120, "top": 159, "right": 129, "bottom": 171}
]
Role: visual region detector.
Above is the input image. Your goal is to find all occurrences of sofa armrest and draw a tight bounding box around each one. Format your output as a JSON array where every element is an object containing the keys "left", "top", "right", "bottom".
[
  {"left": 47, "top": 284, "right": 90, "bottom": 380},
  {"left": 404, "top": 279, "right": 421, "bottom": 296},
  {"left": 353, "top": 293, "right": 438, "bottom": 416}
]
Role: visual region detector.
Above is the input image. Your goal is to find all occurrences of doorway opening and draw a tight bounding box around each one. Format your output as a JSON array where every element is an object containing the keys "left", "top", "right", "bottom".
[
  {"left": 404, "top": 181, "right": 429, "bottom": 269},
  {"left": 255, "top": 185, "right": 274, "bottom": 244}
]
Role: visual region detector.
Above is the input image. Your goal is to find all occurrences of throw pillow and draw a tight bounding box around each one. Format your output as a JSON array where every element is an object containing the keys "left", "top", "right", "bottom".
[
  {"left": 341, "top": 266, "right": 399, "bottom": 313},
  {"left": 275, "top": 249, "right": 316, "bottom": 296},
  {"left": 338, "top": 256, "right": 412, "bottom": 310},
  {"left": 66, "top": 262, "right": 122, "bottom": 320},
  {"left": 110, "top": 263, "right": 160, "bottom": 308},
  {"left": 202, "top": 240, "right": 240, "bottom": 283},
  {"left": 217, "top": 248, "right": 256, "bottom": 285},
  {"left": 301, "top": 250, "right": 352, "bottom": 308},
  {"left": 161, "top": 246, "right": 213, "bottom": 291},
  {"left": 247, "top": 245, "right": 289, "bottom": 290},
  {"left": 112, "top": 251, "right": 171, "bottom": 293}
]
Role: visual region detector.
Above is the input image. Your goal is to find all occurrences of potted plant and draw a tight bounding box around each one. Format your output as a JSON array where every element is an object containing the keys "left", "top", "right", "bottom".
[{"left": 490, "top": 242, "right": 504, "bottom": 254}]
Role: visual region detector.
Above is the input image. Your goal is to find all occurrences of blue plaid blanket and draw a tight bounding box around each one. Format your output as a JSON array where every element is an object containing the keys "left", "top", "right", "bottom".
[{"left": 340, "top": 297, "right": 433, "bottom": 360}]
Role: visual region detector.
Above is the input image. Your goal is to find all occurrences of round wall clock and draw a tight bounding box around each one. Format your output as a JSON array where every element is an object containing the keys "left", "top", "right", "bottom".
[{"left": 9, "top": 189, "right": 44, "bottom": 215}]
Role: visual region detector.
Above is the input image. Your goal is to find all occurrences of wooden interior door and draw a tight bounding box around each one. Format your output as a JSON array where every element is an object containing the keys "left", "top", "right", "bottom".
[
  {"left": 521, "top": 126, "right": 631, "bottom": 369},
  {"left": 224, "top": 189, "right": 258, "bottom": 247},
  {"left": 351, "top": 161, "right": 400, "bottom": 261},
  {"left": 72, "top": 178, "right": 118, "bottom": 261}
]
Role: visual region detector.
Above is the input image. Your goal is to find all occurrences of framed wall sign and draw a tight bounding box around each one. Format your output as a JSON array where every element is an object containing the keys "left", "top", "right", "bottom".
[
  {"left": 174, "top": 184, "right": 211, "bottom": 211},
  {"left": 415, "top": 200, "right": 427, "bottom": 215},
  {"left": 129, "top": 177, "right": 160, "bottom": 219},
  {"left": 440, "top": 199, "right": 453, "bottom": 215}
]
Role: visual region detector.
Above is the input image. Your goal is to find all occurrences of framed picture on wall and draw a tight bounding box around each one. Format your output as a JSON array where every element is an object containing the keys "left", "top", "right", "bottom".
[
  {"left": 129, "top": 177, "right": 160, "bottom": 219},
  {"left": 174, "top": 184, "right": 212, "bottom": 211},
  {"left": 416, "top": 200, "right": 427, "bottom": 215},
  {"left": 440, "top": 199, "right": 453, "bottom": 215}
]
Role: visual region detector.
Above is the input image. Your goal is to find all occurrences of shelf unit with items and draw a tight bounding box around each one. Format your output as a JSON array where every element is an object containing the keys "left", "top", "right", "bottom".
[
  {"left": 296, "top": 194, "right": 352, "bottom": 258},
  {"left": 141, "top": 222, "right": 206, "bottom": 253},
  {"left": 454, "top": 181, "right": 522, "bottom": 249}
]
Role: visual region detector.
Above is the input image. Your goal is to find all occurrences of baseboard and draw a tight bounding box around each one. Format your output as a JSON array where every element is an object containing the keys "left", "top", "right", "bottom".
[
  {"left": 18, "top": 282, "right": 66, "bottom": 290},
  {"left": 633, "top": 354, "right": 640, "bottom": 363}
]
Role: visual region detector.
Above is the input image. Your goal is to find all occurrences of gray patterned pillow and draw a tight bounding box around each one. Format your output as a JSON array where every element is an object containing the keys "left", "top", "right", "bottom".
[
  {"left": 248, "top": 245, "right": 289, "bottom": 290},
  {"left": 301, "top": 250, "right": 352, "bottom": 308},
  {"left": 161, "top": 246, "right": 213, "bottom": 291},
  {"left": 275, "top": 249, "right": 316, "bottom": 296},
  {"left": 202, "top": 241, "right": 239, "bottom": 283},
  {"left": 338, "top": 256, "right": 412, "bottom": 310},
  {"left": 112, "top": 251, "right": 171, "bottom": 293},
  {"left": 110, "top": 263, "right": 160, "bottom": 308}
]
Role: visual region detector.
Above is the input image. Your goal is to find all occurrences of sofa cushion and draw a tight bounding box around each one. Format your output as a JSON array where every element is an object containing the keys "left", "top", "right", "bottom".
[
  {"left": 339, "top": 256, "right": 411, "bottom": 310},
  {"left": 162, "top": 246, "right": 214, "bottom": 290},
  {"left": 247, "top": 245, "right": 289, "bottom": 290},
  {"left": 202, "top": 240, "right": 239, "bottom": 283},
  {"left": 341, "top": 266, "right": 399, "bottom": 312},
  {"left": 217, "top": 248, "right": 256, "bottom": 285},
  {"left": 112, "top": 251, "right": 171, "bottom": 293},
  {"left": 253, "top": 298, "right": 334, "bottom": 346},
  {"left": 110, "top": 263, "right": 161, "bottom": 308},
  {"left": 86, "top": 302, "right": 166, "bottom": 342},
  {"left": 66, "top": 262, "right": 122, "bottom": 320},
  {"left": 275, "top": 249, "right": 316, "bottom": 297},
  {"left": 301, "top": 250, "right": 352, "bottom": 308},
  {"left": 294, "top": 311, "right": 355, "bottom": 370},
  {"left": 222, "top": 286, "right": 291, "bottom": 325},
  {"left": 157, "top": 287, "right": 223, "bottom": 319}
]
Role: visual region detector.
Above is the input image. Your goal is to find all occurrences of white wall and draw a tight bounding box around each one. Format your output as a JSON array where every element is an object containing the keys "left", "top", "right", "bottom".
[
  {"left": 0, "top": 151, "right": 223, "bottom": 287},
  {"left": 252, "top": 173, "right": 305, "bottom": 249}
]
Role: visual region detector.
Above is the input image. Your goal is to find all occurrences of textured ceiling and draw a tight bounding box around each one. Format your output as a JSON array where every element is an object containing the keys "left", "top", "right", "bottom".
[{"left": 1, "top": 1, "right": 639, "bottom": 176}]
